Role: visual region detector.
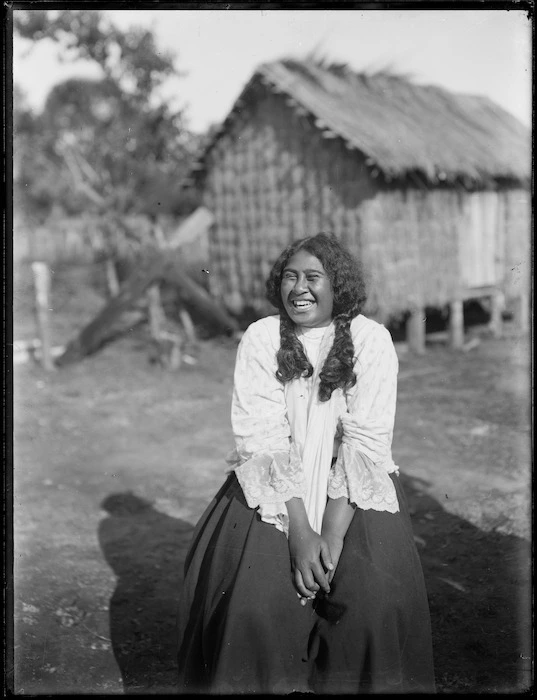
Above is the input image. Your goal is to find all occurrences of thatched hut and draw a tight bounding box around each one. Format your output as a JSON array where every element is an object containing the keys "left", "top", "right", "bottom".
[{"left": 185, "top": 59, "right": 531, "bottom": 350}]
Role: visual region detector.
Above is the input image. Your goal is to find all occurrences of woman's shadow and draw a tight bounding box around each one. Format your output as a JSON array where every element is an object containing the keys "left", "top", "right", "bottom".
[
  {"left": 398, "top": 472, "right": 531, "bottom": 694},
  {"left": 98, "top": 492, "right": 195, "bottom": 694}
]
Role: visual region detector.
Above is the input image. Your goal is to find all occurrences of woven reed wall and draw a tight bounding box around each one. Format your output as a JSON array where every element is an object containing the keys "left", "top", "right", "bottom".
[
  {"left": 202, "top": 92, "right": 530, "bottom": 320},
  {"left": 361, "top": 186, "right": 531, "bottom": 319}
]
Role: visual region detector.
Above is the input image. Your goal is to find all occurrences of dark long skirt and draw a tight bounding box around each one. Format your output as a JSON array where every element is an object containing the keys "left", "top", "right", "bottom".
[{"left": 176, "top": 472, "right": 435, "bottom": 695}]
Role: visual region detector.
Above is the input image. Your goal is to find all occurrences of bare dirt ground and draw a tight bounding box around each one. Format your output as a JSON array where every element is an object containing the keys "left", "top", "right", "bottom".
[{"left": 8, "top": 262, "right": 532, "bottom": 694}]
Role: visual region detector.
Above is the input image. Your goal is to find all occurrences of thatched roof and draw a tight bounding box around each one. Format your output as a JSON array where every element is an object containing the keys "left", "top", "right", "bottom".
[{"left": 194, "top": 58, "right": 530, "bottom": 185}]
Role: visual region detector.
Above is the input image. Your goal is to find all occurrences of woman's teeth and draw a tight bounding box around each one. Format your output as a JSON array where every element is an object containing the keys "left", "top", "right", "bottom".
[{"left": 292, "top": 300, "right": 314, "bottom": 308}]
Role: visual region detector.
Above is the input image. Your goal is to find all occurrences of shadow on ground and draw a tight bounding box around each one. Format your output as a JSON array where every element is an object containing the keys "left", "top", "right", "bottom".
[
  {"left": 98, "top": 492, "right": 194, "bottom": 694},
  {"left": 98, "top": 480, "right": 531, "bottom": 694},
  {"left": 399, "top": 472, "right": 531, "bottom": 694}
]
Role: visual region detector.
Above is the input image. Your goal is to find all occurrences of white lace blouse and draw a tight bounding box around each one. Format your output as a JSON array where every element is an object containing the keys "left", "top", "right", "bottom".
[{"left": 226, "top": 314, "right": 400, "bottom": 535}]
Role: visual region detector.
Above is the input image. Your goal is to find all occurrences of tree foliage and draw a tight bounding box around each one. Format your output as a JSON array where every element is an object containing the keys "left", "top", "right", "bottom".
[{"left": 14, "top": 9, "right": 200, "bottom": 248}]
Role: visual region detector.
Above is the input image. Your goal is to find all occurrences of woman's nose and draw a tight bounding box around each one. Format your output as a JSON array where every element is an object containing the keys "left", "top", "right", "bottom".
[{"left": 293, "top": 275, "right": 308, "bottom": 293}]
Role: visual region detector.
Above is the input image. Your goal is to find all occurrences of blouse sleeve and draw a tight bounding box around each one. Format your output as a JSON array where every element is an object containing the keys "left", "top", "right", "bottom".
[
  {"left": 327, "top": 323, "right": 400, "bottom": 513},
  {"left": 227, "top": 320, "right": 307, "bottom": 511}
]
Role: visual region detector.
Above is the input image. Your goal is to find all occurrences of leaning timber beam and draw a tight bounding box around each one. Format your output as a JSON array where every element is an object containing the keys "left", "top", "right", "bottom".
[{"left": 56, "top": 248, "right": 238, "bottom": 367}]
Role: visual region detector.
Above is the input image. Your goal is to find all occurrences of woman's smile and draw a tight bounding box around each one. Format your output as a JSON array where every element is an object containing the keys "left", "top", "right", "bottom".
[{"left": 290, "top": 299, "right": 315, "bottom": 310}]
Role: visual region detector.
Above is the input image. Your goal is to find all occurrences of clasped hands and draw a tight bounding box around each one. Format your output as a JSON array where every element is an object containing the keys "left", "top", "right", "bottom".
[{"left": 288, "top": 524, "right": 344, "bottom": 606}]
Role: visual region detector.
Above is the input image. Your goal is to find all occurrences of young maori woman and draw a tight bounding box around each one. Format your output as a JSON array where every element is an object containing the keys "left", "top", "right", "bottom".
[{"left": 176, "top": 233, "right": 435, "bottom": 694}]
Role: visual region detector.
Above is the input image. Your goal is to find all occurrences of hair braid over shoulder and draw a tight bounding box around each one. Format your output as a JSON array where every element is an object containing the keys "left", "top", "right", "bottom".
[
  {"left": 318, "top": 311, "right": 357, "bottom": 401},
  {"left": 275, "top": 313, "right": 313, "bottom": 383}
]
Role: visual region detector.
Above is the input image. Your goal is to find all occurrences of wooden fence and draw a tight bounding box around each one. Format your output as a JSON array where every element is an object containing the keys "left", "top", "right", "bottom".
[
  {"left": 14, "top": 218, "right": 108, "bottom": 265},
  {"left": 13, "top": 214, "right": 211, "bottom": 271}
]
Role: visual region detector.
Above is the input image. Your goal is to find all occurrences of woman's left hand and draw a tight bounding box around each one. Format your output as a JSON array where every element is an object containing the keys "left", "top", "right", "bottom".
[
  {"left": 296, "top": 532, "right": 343, "bottom": 603},
  {"left": 319, "top": 496, "right": 354, "bottom": 587},
  {"left": 288, "top": 524, "right": 333, "bottom": 598},
  {"left": 321, "top": 531, "right": 344, "bottom": 583}
]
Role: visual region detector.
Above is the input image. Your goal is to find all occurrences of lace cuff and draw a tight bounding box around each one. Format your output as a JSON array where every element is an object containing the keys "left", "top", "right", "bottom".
[
  {"left": 230, "top": 443, "right": 307, "bottom": 508},
  {"left": 332, "top": 443, "right": 400, "bottom": 513},
  {"left": 258, "top": 502, "right": 289, "bottom": 536},
  {"left": 327, "top": 459, "right": 350, "bottom": 500}
]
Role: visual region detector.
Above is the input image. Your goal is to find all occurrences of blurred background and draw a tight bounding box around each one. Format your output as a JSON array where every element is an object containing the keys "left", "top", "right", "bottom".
[{"left": 10, "top": 7, "right": 532, "bottom": 695}]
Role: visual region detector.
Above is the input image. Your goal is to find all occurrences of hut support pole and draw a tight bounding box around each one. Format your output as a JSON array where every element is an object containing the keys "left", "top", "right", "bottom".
[
  {"left": 489, "top": 290, "right": 504, "bottom": 338},
  {"left": 406, "top": 308, "right": 426, "bottom": 355},
  {"left": 448, "top": 300, "right": 464, "bottom": 350},
  {"left": 512, "top": 292, "right": 529, "bottom": 333},
  {"left": 31, "top": 261, "right": 55, "bottom": 371}
]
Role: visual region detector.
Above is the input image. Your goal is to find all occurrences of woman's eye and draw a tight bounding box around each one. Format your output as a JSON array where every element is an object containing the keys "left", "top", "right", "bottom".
[{"left": 282, "top": 273, "right": 296, "bottom": 280}]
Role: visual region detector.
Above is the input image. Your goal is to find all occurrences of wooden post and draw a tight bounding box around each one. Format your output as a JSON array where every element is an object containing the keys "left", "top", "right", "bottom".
[
  {"left": 406, "top": 307, "right": 426, "bottom": 355},
  {"left": 178, "top": 306, "right": 197, "bottom": 345},
  {"left": 489, "top": 290, "right": 504, "bottom": 338},
  {"left": 168, "top": 339, "right": 182, "bottom": 371},
  {"left": 153, "top": 221, "right": 168, "bottom": 248},
  {"left": 104, "top": 258, "right": 120, "bottom": 298},
  {"left": 512, "top": 292, "right": 529, "bottom": 333},
  {"left": 448, "top": 300, "right": 465, "bottom": 350},
  {"left": 31, "top": 261, "right": 55, "bottom": 371}
]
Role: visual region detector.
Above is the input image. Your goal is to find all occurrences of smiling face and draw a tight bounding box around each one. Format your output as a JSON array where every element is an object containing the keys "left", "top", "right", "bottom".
[{"left": 280, "top": 249, "right": 334, "bottom": 328}]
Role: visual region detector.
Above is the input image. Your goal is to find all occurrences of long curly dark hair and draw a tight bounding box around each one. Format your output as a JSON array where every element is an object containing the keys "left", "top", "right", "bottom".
[{"left": 265, "top": 232, "right": 367, "bottom": 402}]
